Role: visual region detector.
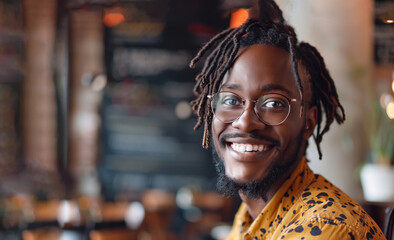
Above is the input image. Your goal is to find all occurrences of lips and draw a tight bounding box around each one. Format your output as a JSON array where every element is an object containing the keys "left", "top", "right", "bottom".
[{"left": 220, "top": 133, "right": 280, "bottom": 147}]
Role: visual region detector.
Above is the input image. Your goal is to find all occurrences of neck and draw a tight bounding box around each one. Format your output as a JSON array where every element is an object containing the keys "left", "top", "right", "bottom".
[{"left": 240, "top": 195, "right": 267, "bottom": 219}]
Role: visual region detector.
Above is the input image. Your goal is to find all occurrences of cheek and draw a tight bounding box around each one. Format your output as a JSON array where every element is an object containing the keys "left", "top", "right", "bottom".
[
  {"left": 275, "top": 115, "right": 306, "bottom": 145},
  {"left": 211, "top": 118, "right": 226, "bottom": 146}
]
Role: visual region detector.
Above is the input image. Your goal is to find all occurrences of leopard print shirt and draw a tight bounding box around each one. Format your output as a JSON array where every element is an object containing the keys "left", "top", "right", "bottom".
[{"left": 226, "top": 158, "right": 386, "bottom": 240}]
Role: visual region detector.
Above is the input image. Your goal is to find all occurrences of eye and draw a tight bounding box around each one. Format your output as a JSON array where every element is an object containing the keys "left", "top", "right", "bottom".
[
  {"left": 222, "top": 97, "right": 241, "bottom": 106},
  {"left": 258, "top": 95, "right": 288, "bottom": 111},
  {"left": 218, "top": 93, "right": 242, "bottom": 107},
  {"left": 264, "top": 100, "right": 285, "bottom": 108}
]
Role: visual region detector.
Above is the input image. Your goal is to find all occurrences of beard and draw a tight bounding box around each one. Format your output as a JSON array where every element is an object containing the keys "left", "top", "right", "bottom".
[{"left": 212, "top": 128, "right": 305, "bottom": 201}]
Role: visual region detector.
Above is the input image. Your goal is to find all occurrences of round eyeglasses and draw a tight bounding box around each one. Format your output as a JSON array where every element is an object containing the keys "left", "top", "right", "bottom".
[{"left": 208, "top": 92, "right": 297, "bottom": 126}]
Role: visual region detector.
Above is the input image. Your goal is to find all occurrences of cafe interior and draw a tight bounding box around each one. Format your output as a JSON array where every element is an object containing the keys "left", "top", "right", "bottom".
[{"left": 0, "top": 0, "right": 393, "bottom": 239}]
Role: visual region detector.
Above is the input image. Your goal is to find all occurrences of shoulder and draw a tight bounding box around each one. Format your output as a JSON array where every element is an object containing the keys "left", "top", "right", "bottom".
[
  {"left": 280, "top": 214, "right": 385, "bottom": 239},
  {"left": 282, "top": 174, "right": 386, "bottom": 239}
]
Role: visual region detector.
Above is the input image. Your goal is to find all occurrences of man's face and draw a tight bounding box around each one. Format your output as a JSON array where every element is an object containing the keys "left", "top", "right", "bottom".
[{"left": 211, "top": 44, "right": 315, "bottom": 197}]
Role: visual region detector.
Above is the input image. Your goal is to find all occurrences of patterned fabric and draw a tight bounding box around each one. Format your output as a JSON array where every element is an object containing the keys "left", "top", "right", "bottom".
[{"left": 226, "top": 158, "right": 386, "bottom": 240}]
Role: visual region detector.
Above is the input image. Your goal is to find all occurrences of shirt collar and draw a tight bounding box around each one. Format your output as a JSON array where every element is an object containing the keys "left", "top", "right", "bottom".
[{"left": 235, "top": 157, "right": 315, "bottom": 238}]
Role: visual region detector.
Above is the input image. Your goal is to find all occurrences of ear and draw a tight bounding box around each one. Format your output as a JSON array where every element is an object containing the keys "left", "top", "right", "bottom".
[{"left": 303, "top": 105, "right": 318, "bottom": 140}]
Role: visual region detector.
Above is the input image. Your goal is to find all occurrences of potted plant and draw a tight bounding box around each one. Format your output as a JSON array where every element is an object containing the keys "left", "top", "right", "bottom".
[{"left": 360, "top": 97, "right": 394, "bottom": 202}]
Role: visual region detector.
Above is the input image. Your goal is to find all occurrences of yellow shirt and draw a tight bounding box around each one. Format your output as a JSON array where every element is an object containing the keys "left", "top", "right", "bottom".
[{"left": 226, "top": 158, "right": 386, "bottom": 240}]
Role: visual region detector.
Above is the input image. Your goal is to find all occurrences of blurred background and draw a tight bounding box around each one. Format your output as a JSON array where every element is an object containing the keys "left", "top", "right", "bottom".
[{"left": 0, "top": 0, "right": 392, "bottom": 239}]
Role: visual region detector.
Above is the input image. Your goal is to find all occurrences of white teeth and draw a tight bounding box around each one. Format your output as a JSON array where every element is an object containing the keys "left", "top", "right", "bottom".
[
  {"left": 239, "top": 145, "right": 246, "bottom": 152},
  {"left": 231, "top": 143, "right": 269, "bottom": 153}
]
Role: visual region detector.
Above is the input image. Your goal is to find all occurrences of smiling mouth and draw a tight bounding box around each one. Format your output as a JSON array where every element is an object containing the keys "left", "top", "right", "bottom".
[{"left": 230, "top": 143, "right": 271, "bottom": 153}]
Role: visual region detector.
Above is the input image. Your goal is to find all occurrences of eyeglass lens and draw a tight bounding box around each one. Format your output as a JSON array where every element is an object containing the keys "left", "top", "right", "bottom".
[{"left": 211, "top": 92, "right": 291, "bottom": 125}]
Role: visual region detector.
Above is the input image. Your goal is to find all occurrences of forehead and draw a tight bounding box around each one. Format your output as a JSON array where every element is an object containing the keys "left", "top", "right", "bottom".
[{"left": 221, "top": 44, "right": 301, "bottom": 97}]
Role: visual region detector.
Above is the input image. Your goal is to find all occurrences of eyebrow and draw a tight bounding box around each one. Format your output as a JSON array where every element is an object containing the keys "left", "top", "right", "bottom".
[{"left": 220, "top": 83, "right": 292, "bottom": 96}]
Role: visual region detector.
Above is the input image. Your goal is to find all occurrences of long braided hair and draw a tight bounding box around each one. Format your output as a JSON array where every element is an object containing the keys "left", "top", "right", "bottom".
[{"left": 189, "top": 0, "right": 345, "bottom": 159}]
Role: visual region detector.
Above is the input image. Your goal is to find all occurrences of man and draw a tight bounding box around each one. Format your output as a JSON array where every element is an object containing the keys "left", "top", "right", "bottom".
[{"left": 189, "top": 1, "right": 386, "bottom": 239}]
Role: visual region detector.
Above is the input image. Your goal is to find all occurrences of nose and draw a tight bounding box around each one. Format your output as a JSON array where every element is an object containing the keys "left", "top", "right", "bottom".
[{"left": 231, "top": 106, "right": 266, "bottom": 132}]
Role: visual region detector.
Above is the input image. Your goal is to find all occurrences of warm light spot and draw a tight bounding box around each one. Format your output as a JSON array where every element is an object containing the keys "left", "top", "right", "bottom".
[
  {"left": 387, "top": 102, "right": 394, "bottom": 119},
  {"left": 392, "top": 79, "right": 394, "bottom": 93},
  {"left": 230, "top": 8, "right": 249, "bottom": 28},
  {"left": 175, "top": 101, "right": 192, "bottom": 120},
  {"left": 103, "top": 13, "right": 125, "bottom": 27},
  {"left": 380, "top": 94, "right": 393, "bottom": 108},
  {"left": 386, "top": 19, "right": 394, "bottom": 24},
  {"left": 91, "top": 73, "right": 107, "bottom": 91},
  {"left": 103, "top": 6, "right": 125, "bottom": 27}
]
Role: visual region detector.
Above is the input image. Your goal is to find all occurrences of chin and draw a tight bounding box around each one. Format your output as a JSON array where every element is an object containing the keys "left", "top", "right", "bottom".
[
  {"left": 225, "top": 167, "right": 267, "bottom": 184},
  {"left": 222, "top": 149, "right": 279, "bottom": 184}
]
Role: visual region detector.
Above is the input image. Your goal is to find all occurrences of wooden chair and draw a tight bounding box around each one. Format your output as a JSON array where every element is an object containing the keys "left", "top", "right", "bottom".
[
  {"left": 88, "top": 201, "right": 143, "bottom": 240},
  {"left": 90, "top": 228, "right": 139, "bottom": 240},
  {"left": 178, "top": 190, "right": 236, "bottom": 239},
  {"left": 141, "top": 189, "right": 178, "bottom": 240},
  {"left": 22, "top": 227, "right": 61, "bottom": 240},
  {"left": 21, "top": 199, "right": 63, "bottom": 240}
]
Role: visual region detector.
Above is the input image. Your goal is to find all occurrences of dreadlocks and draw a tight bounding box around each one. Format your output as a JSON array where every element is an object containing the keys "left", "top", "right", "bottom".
[{"left": 189, "top": 0, "right": 345, "bottom": 159}]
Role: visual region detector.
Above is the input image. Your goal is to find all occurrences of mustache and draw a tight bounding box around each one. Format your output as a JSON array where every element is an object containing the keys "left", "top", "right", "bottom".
[{"left": 219, "top": 132, "right": 280, "bottom": 146}]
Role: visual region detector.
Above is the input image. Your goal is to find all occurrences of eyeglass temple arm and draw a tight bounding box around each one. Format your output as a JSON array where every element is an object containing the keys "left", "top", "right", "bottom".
[{"left": 289, "top": 98, "right": 303, "bottom": 118}]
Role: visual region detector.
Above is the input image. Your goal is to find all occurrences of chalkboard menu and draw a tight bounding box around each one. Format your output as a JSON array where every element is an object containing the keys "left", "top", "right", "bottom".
[
  {"left": 374, "top": 2, "right": 394, "bottom": 64},
  {"left": 100, "top": 0, "right": 226, "bottom": 199}
]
